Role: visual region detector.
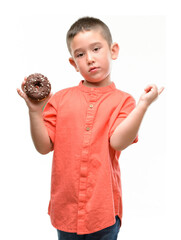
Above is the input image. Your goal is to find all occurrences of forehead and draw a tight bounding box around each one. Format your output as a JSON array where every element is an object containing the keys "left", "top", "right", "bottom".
[{"left": 70, "top": 29, "right": 108, "bottom": 53}]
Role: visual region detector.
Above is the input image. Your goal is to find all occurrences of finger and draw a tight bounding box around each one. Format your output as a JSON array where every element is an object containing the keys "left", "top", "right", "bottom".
[
  {"left": 144, "top": 84, "right": 157, "bottom": 93},
  {"left": 17, "top": 88, "right": 24, "bottom": 98},
  {"left": 21, "top": 77, "right": 27, "bottom": 91},
  {"left": 17, "top": 88, "right": 27, "bottom": 100},
  {"left": 144, "top": 86, "right": 152, "bottom": 93},
  {"left": 158, "top": 86, "right": 164, "bottom": 95},
  {"left": 48, "top": 92, "right": 53, "bottom": 99}
]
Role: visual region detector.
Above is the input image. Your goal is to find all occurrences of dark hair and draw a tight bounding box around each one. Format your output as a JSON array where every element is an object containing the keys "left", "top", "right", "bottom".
[{"left": 66, "top": 16, "right": 113, "bottom": 54}]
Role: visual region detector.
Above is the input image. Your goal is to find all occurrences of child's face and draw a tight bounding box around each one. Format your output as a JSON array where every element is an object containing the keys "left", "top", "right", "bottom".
[{"left": 69, "top": 29, "right": 119, "bottom": 87}]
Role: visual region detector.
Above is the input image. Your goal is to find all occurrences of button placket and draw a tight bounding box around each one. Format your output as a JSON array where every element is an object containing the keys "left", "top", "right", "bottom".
[{"left": 77, "top": 92, "right": 98, "bottom": 233}]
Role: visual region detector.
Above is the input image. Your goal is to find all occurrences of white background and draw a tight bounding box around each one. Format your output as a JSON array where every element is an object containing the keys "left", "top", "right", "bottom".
[{"left": 0, "top": 0, "right": 180, "bottom": 239}]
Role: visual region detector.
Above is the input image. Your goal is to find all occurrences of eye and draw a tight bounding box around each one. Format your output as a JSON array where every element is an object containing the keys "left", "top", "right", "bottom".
[
  {"left": 93, "top": 47, "right": 100, "bottom": 52},
  {"left": 76, "top": 52, "right": 84, "bottom": 58}
]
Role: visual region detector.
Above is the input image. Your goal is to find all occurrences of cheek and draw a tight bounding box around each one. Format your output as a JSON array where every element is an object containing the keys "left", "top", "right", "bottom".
[
  {"left": 75, "top": 59, "right": 84, "bottom": 69},
  {"left": 102, "top": 56, "right": 111, "bottom": 69},
  {"left": 101, "top": 51, "right": 111, "bottom": 62},
  {"left": 77, "top": 62, "right": 88, "bottom": 74}
]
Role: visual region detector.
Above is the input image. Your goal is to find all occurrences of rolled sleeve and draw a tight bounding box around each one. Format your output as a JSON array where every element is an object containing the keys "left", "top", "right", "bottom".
[
  {"left": 43, "top": 97, "right": 57, "bottom": 146},
  {"left": 108, "top": 95, "right": 138, "bottom": 144}
]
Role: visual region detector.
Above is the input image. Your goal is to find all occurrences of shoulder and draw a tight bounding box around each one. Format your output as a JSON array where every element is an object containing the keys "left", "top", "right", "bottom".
[
  {"left": 51, "top": 85, "right": 78, "bottom": 100},
  {"left": 45, "top": 85, "right": 78, "bottom": 109},
  {"left": 112, "top": 87, "right": 136, "bottom": 103},
  {"left": 54, "top": 85, "right": 77, "bottom": 97}
]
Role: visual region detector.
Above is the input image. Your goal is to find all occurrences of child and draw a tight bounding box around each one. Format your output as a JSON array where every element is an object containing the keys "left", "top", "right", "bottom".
[{"left": 17, "top": 17, "right": 164, "bottom": 240}]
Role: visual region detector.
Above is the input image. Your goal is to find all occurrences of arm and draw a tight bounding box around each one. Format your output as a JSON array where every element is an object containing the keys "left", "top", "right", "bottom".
[
  {"left": 17, "top": 77, "right": 53, "bottom": 154},
  {"left": 110, "top": 85, "right": 164, "bottom": 151},
  {"left": 28, "top": 110, "right": 53, "bottom": 154}
]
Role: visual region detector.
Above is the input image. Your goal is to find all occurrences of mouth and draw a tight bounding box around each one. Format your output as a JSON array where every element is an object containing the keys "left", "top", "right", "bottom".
[{"left": 89, "top": 67, "right": 99, "bottom": 72}]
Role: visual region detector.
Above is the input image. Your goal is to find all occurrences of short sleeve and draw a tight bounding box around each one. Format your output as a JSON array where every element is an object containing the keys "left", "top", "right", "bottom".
[
  {"left": 42, "top": 95, "right": 57, "bottom": 146},
  {"left": 108, "top": 95, "right": 138, "bottom": 144}
]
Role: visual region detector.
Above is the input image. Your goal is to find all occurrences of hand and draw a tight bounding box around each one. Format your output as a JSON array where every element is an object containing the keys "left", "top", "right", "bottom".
[
  {"left": 138, "top": 84, "right": 164, "bottom": 108},
  {"left": 17, "top": 77, "right": 52, "bottom": 112}
]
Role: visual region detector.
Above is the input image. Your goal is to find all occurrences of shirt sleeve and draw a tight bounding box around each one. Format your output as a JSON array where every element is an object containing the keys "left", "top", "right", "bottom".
[
  {"left": 108, "top": 95, "right": 138, "bottom": 144},
  {"left": 42, "top": 95, "right": 57, "bottom": 147}
]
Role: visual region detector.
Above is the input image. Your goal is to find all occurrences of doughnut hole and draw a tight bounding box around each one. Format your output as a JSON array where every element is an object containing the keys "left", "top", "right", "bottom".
[{"left": 34, "top": 81, "right": 43, "bottom": 89}]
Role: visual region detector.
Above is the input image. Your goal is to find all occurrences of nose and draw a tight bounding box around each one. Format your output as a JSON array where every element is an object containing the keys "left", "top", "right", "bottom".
[{"left": 86, "top": 51, "right": 95, "bottom": 65}]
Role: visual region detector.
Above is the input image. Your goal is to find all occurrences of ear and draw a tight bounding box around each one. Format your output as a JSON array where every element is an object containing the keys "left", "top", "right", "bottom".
[
  {"left": 111, "top": 43, "right": 119, "bottom": 60},
  {"left": 69, "top": 57, "right": 79, "bottom": 72}
]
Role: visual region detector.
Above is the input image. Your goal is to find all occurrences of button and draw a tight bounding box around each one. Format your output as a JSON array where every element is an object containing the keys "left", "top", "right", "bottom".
[
  {"left": 80, "top": 166, "right": 88, "bottom": 177},
  {"left": 78, "top": 209, "right": 86, "bottom": 216},
  {"left": 80, "top": 182, "right": 86, "bottom": 190},
  {"left": 86, "top": 127, "right": 90, "bottom": 131},
  {"left": 79, "top": 193, "right": 86, "bottom": 202},
  {"left": 89, "top": 104, "right": 93, "bottom": 108}
]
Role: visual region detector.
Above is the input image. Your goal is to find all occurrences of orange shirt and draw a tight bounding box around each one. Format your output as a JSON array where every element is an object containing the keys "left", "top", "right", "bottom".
[{"left": 43, "top": 80, "right": 138, "bottom": 234}]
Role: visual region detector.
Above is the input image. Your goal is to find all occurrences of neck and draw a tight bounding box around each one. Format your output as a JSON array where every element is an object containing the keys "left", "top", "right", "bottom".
[{"left": 83, "top": 79, "right": 112, "bottom": 88}]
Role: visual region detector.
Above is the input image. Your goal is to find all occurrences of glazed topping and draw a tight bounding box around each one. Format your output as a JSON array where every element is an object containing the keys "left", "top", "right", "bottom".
[{"left": 24, "top": 73, "right": 51, "bottom": 101}]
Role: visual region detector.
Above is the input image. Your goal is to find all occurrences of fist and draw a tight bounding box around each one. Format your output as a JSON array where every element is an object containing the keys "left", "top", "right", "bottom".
[{"left": 139, "top": 84, "right": 164, "bottom": 107}]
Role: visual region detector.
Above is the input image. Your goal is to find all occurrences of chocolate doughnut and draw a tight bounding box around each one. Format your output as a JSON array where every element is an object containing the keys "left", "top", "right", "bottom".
[{"left": 24, "top": 73, "right": 51, "bottom": 101}]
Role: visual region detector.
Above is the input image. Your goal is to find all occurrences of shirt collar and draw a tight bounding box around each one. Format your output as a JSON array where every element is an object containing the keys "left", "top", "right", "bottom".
[{"left": 78, "top": 80, "right": 116, "bottom": 93}]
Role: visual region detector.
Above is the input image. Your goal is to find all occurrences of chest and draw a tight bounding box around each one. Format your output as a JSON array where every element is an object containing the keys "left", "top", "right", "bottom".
[{"left": 57, "top": 91, "right": 121, "bottom": 127}]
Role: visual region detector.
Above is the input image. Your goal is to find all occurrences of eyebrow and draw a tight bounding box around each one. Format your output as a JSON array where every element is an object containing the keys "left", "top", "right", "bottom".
[{"left": 73, "top": 42, "right": 102, "bottom": 56}]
